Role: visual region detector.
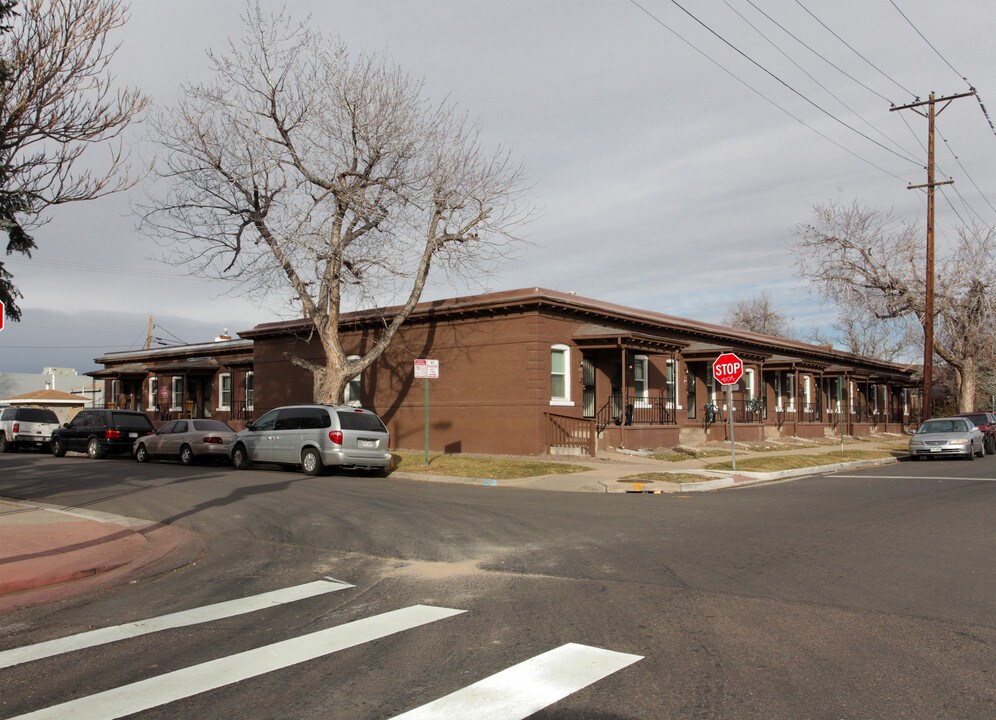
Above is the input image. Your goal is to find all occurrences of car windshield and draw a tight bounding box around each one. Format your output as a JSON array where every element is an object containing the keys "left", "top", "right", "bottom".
[
  {"left": 17, "top": 408, "right": 59, "bottom": 423},
  {"left": 192, "top": 420, "right": 234, "bottom": 432},
  {"left": 919, "top": 419, "right": 968, "bottom": 434}
]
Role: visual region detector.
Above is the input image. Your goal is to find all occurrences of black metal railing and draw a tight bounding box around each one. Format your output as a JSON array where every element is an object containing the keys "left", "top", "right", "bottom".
[
  {"left": 799, "top": 402, "right": 822, "bottom": 423},
  {"left": 733, "top": 397, "right": 766, "bottom": 423},
  {"left": 595, "top": 392, "right": 676, "bottom": 432},
  {"left": 232, "top": 400, "right": 254, "bottom": 423}
]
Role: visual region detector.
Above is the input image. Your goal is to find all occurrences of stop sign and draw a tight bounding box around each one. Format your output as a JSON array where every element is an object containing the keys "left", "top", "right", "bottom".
[
  {"left": 713, "top": 352, "right": 744, "bottom": 386},
  {"left": 0, "top": 299, "right": 4, "bottom": 332}
]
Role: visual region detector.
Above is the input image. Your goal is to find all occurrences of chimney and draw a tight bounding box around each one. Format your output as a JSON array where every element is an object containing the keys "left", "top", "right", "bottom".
[{"left": 215, "top": 328, "right": 232, "bottom": 342}]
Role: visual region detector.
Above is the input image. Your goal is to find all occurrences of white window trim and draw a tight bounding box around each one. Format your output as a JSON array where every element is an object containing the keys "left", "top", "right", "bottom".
[
  {"left": 803, "top": 375, "right": 812, "bottom": 406},
  {"left": 149, "top": 377, "right": 158, "bottom": 411},
  {"left": 344, "top": 355, "right": 362, "bottom": 407},
  {"left": 245, "top": 371, "right": 254, "bottom": 410},
  {"left": 849, "top": 381, "right": 855, "bottom": 413},
  {"left": 775, "top": 374, "right": 782, "bottom": 412},
  {"left": 171, "top": 376, "right": 183, "bottom": 412},
  {"left": 550, "top": 344, "right": 574, "bottom": 406},
  {"left": 217, "top": 373, "right": 232, "bottom": 411},
  {"left": 785, "top": 373, "right": 795, "bottom": 412},
  {"left": 666, "top": 359, "right": 682, "bottom": 409},
  {"left": 633, "top": 355, "right": 650, "bottom": 407}
]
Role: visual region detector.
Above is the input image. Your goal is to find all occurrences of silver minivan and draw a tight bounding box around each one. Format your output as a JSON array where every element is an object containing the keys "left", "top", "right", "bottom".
[{"left": 230, "top": 404, "right": 392, "bottom": 476}]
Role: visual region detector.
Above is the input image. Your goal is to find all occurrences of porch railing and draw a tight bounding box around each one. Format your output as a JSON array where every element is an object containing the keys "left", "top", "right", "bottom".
[
  {"left": 733, "top": 398, "right": 766, "bottom": 424},
  {"left": 595, "top": 392, "right": 676, "bottom": 432},
  {"left": 544, "top": 412, "right": 596, "bottom": 457},
  {"left": 232, "top": 400, "right": 254, "bottom": 423},
  {"left": 799, "top": 402, "right": 822, "bottom": 423}
]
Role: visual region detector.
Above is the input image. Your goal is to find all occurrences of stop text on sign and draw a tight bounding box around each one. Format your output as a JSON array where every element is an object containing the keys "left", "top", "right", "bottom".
[{"left": 713, "top": 352, "right": 744, "bottom": 386}]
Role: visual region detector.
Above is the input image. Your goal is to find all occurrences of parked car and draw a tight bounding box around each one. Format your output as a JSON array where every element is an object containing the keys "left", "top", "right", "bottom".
[
  {"left": 908, "top": 416, "right": 986, "bottom": 461},
  {"left": 954, "top": 411, "right": 996, "bottom": 455},
  {"left": 230, "top": 404, "right": 392, "bottom": 476},
  {"left": 134, "top": 419, "right": 236, "bottom": 465},
  {"left": 0, "top": 406, "right": 61, "bottom": 453},
  {"left": 51, "top": 409, "right": 155, "bottom": 459}
]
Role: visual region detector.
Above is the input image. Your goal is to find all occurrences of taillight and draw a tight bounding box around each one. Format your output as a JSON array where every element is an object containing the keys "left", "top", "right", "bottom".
[
  {"left": 106, "top": 429, "right": 121, "bottom": 439},
  {"left": 203, "top": 436, "right": 223, "bottom": 444},
  {"left": 387, "top": 433, "right": 390, "bottom": 449},
  {"left": 11, "top": 423, "right": 18, "bottom": 433},
  {"left": 329, "top": 430, "right": 343, "bottom": 445}
]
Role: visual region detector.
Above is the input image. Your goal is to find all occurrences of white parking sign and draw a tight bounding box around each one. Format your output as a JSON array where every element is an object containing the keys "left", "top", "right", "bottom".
[{"left": 414, "top": 359, "right": 439, "bottom": 379}]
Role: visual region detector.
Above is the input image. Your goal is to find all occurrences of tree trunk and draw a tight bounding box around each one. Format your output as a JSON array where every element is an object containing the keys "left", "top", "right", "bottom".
[
  {"left": 958, "top": 356, "right": 976, "bottom": 413},
  {"left": 312, "top": 366, "right": 349, "bottom": 405}
]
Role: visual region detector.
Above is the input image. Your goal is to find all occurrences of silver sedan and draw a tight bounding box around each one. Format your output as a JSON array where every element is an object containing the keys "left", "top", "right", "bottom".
[
  {"left": 134, "top": 419, "right": 236, "bottom": 465},
  {"left": 909, "top": 417, "right": 986, "bottom": 461}
]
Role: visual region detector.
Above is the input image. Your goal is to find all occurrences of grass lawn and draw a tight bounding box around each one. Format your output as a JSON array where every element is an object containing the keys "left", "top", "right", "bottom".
[
  {"left": 621, "top": 472, "right": 714, "bottom": 484},
  {"left": 704, "top": 449, "right": 896, "bottom": 472},
  {"left": 649, "top": 449, "right": 730, "bottom": 462},
  {"left": 390, "top": 449, "right": 591, "bottom": 479}
]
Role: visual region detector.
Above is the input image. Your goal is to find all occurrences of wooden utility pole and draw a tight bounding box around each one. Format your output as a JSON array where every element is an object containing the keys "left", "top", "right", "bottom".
[
  {"left": 144, "top": 315, "right": 153, "bottom": 350},
  {"left": 890, "top": 90, "right": 974, "bottom": 421}
]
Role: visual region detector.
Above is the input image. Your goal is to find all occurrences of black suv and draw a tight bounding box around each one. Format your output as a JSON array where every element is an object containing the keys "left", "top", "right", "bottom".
[{"left": 52, "top": 409, "right": 155, "bottom": 459}]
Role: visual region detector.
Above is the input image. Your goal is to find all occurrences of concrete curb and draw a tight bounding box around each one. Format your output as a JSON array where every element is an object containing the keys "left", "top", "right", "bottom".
[{"left": 664, "top": 456, "right": 900, "bottom": 492}]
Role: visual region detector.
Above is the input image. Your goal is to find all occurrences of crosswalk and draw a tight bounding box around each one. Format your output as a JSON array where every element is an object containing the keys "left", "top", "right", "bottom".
[{"left": 1, "top": 579, "right": 642, "bottom": 719}]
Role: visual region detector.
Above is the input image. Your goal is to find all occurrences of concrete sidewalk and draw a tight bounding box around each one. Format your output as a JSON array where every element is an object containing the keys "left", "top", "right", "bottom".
[
  {"left": 0, "top": 499, "right": 204, "bottom": 612},
  {"left": 0, "top": 436, "right": 904, "bottom": 609}
]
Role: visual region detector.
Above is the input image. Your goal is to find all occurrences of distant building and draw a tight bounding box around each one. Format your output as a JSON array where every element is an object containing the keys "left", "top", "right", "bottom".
[
  {"left": 0, "top": 389, "right": 89, "bottom": 424},
  {"left": 0, "top": 367, "right": 101, "bottom": 409}
]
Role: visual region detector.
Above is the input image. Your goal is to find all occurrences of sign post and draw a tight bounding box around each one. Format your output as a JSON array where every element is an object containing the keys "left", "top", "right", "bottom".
[
  {"left": 414, "top": 359, "right": 439, "bottom": 464},
  {"left": 713, "top": 352, "right": 744, "bottom": 471}
]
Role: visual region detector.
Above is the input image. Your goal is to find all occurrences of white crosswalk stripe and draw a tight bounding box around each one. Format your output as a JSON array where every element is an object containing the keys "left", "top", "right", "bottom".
[
  {"left": 0, "top": 577, "right": 353, "bottom": 670},
  {"left": 8, "top": 605, "right": 465, "bottom": 720},
  {"left": 4, "top": 578, "right": 642, "bottom": 718},
  {"left": 390, "top": 643, "right": 643, "bottom": 720}
]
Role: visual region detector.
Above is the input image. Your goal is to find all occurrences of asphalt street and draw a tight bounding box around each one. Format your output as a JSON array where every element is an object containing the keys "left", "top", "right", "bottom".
[{"left": 0, "top": 452, "right": 993, "bottom": 719}]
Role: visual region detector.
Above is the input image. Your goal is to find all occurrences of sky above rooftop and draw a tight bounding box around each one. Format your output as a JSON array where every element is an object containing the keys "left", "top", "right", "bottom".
[{"left": 1, "top": 0, "right": 993, "bottom": 373}]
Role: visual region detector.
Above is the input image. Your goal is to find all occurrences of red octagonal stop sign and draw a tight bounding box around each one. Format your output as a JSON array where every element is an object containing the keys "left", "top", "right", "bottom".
[
  {"left": 713, "top": 352, "right": 744, "bottom": 386},
  {"left": 0, "top": 299, "right": 5, "bottom": 332}
]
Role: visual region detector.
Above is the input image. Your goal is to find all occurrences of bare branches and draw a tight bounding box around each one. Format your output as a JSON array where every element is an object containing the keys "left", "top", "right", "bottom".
[
  {"left": 141, "top": 2, "right": 530, "bottom": 403},
  {"left": 722, "top": 290, "right": 794, "bottom": 338},
  {"left": 0, "top": 0, "right": 147, "bottom": 319},
  {"left": 795, "top": 201, "right": 995, "bottom": 411}
]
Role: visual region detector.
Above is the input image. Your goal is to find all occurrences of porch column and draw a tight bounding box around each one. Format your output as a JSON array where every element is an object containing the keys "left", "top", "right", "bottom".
[{"left": 619, "top": 345, "right": 627, "bottom": 447}]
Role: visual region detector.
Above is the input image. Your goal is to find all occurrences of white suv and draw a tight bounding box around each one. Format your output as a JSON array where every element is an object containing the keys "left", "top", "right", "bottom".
[
  {"left": 230, "top": 404, "right": 392, "bottom": 476},
  {"left": 0, "top": 407, "right": 61, "bottom": 453}
]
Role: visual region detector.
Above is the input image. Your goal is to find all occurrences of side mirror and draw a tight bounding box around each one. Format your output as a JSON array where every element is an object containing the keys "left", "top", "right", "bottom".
[
  {"left": 63, "top": 423, "right": 69, "bottom": 428},
  {"left": 245, "top": 422, "right": 255, "bottom": 431}
]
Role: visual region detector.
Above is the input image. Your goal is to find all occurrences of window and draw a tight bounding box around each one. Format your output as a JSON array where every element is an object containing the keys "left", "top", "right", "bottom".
[
  {"left": 633, "top": 355, "right": 648, "bottom": 405},
  {"left": 550, "top": 344, "right": 572, "bottom": 405},
  {"left": 171, "top": 377, "right": 183, "bottom": 411},
  {"left": 245, "top": 371, "right": 254, "bottom": 410},
  {"left": 110, "top": 379, "right": 120, "bottom": 408},
  {"left": 785, "top": 373, "right": 795, "bottom": 411},
  {"left": 218, "top": 373, "right": 232, "bottom": 411},
  {"left": 686, "top": 366, "right": 696, "bottom": 419},
  {"left": 744, "top": 369, "right": 756, "bottom": 400},
  {"left": 665, "top": 359, "right": 678, "bottom": 408},
  {"left": 149, "top": 377, "right": 159, "bottom": 410},
  {"left": 849, "top": 381, "right": 855, "bottom": 413},
  {"left": 803, "top": 375, "right": 812, "bottom": 406},
  {"left": 344, "top": 356, "right": 361, "bottom": 406}
]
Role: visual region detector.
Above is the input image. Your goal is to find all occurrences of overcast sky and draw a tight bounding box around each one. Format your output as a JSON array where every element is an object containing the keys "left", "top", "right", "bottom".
[{"left": 1, "top": 0, "right": 993, "bottom": 374}]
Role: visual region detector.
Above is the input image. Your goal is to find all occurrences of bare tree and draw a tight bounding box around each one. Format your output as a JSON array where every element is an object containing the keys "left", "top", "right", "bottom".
[
  {"left": 0, "top": 0, "right": 147, "bottom": 320},
  {"left": 807, "top": 308, "right": 916, "bottom": 362},
  {"left": 141, "top": 4, "right": 530, "bottom": 403},
  {"left": 796, "top": 201, "right": 995, "bottom": 412},
  {"left": 722, "top": 290, "right": 794, "bottom": 338}
]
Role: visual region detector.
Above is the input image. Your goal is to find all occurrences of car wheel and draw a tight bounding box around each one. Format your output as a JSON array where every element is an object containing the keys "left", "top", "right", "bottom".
[
  {"left": 966, "top": 444, "right": 975, "bottom": 461},
  {"left": 0, "top": 434, "right": 9, "bottom": 453},
  {"left": 975, "top": 440, "right": 985, "bottom": 458},
  {"left": 985, "top": 436, "right": 995, "bottom": 455},
  {"left": 87, "top": 437, "right": 106, "bottom": 459},
  {"left": 52, "top": 438, "right": 67, "bottom": 457},
  {"left": 135, "top": 444, "right": 150, "bottom": 463},
  {"left": 910, "top": 454, "right": 921, "bottom": 461},
  {"left": 232, "top": 444, "right": 251, "bottom": 470},
  {"left": 301, "top": 447, "right": 323, "bottom": 476},
  {"left": 179, "top": 444, "right": 196, "bottom": 466}
]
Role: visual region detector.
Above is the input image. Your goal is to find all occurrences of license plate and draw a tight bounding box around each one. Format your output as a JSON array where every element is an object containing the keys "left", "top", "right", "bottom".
[
  {"left": 359, "top": 439, "right": 376, "bottom": 449},
  {"left": 929, "top": 447, "right": 941, "bottom": 452},
  {"left": 129, "top": 432, "right": 139, "bottom": 438}
]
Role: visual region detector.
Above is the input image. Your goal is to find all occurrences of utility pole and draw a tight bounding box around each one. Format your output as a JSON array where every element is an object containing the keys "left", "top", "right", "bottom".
[
  {"left": 144, "top": 315, "right": 153, "bottom": 350},
  {"left": 890, "top": 90, "right": 975, "bottom": 421}
]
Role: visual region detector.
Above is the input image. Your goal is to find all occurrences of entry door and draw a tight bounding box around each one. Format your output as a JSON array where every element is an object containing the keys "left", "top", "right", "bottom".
[{"left": 582, "top": 358, "right": 596, "bottom": 418}]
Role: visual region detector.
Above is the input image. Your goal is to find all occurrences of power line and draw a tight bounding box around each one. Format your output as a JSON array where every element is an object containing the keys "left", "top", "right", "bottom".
[
  {"left": 664, "top": 0, "right": 922, "bottom": 166},
  {"left": 740, "top": 0, "right": 894, "bottom": 104},
  {"left": 721, "top": 0, "right": 920, "bottom": 162},
  {"left": 795, "top": 0, "right": 916, "bottom": 100},
  {"left": 625, "top": 0, "right": 909, "bottom": 183}
]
